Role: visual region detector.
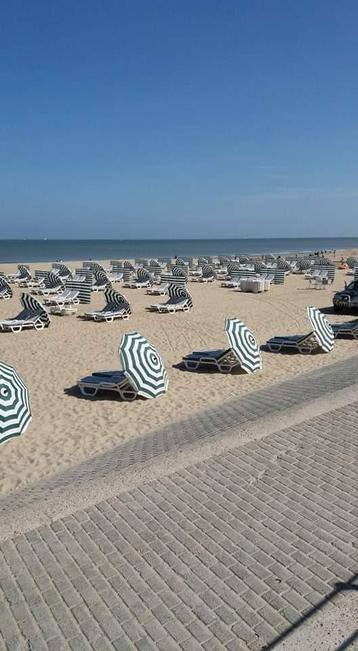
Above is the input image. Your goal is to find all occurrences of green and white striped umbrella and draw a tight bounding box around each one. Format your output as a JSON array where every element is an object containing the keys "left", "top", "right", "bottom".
[
  {"left": 120, "top": 332, "right": 168, "bottom": 399},
  {"left": 306, "top": 306, "right": 334, "bottom": 353},
  {"left": 224, "top": 318, "right": 262, "bottom": 373},
  {"left": 0, "top": 362, "right": 32, "bottom": 444}
]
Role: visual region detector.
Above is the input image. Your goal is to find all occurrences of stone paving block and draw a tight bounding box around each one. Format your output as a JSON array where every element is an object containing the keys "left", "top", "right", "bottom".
[{"left": 0, "top": 365, "right": 357, "bottom": 651}]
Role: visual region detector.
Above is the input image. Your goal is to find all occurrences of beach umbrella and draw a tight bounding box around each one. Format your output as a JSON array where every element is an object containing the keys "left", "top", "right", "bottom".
[
  {"left": 120, "top": 332, "right": 168, "bottom": 399},
  {"left": 202, "top": 264, "right": 215, "bottom": 279},
  {"left": 297, "top": 258, "right": 312, "bottom": 271},
  {"left": 172, "top": 266, "right": 187, "bottom": 278},
  {"left": 137, "top": 268, "right": 151, "bottom": 281},
  {"left": 276, "top": 258, "right": 291, "bottom": 271},
  {"left": 346, "top": 257, "right": 358, "bottom": 269},
  {"left": 306, "top": 306, "right": 334, "bottom": 353},
  {"left": 224, "top": 318, "right": 262, "bottom": 373},
  {"left": 0, "top": 362, "right": 32, "bottom": 444}
]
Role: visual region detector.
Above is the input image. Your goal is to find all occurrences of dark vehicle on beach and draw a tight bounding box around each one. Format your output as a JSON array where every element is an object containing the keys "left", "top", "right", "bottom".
[{"left": 333, "top": 280, "right": 358, "bottom": 313}]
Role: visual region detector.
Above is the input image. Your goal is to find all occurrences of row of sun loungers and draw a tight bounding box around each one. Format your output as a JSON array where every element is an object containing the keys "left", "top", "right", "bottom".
[
  {"left": 1, "top": 285, "right": 358, "bottom": 344},
  {"left": 77, "top": 307, "right": 356, "bottom": 401}
]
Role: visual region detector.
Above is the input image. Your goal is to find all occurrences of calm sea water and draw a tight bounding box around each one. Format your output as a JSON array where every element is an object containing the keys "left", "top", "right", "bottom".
[{"left": 0, "top": 238, "right": 357, "bottom": 263}]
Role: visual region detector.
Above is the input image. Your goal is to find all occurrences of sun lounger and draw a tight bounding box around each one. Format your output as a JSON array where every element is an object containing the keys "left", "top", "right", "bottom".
[
  {"left": 19, "top": 276, "right": 45, "bottom": 289},
  {"left": 32, "top": 271, "right": 64, "bottom": 295},
  {"left": 123, "top": 268, "right": 152, "bottom": 289},
  {"left": 82, "top": 288, "right": 131, "bottom": 322},
  {"left": 78, "top": 371, "right": 137, "bottom": 399},
  {"left": 221, "top": 274, "right": 240, "bottom": 288},
  {"left": 148, "top": 284, "right": 193, "bottom": 313},
  {"left": 146, "top": 283, "right": 169, "bottom": 295},
  {"left": 0, "top": 294, "right": 51, "bottom": 333},
  {"left": 183, "top": 318, "right": 262, "bottom": 373},
  {"left": 43, "top": 290, "right": 80, "bottom": 307},
  {"left": 10, "top": 266, "right": 32, "bottom": 284},
  {"left": 77, "top": 331, "right": 168, "bottom": 400},
  {"left": 266, "top": 306, "right": 335, "bottom": 354},
  {"left": 198, "top": 265, "right": 216, "bottom": 283},
  {"left": 52, "top": 263, "right": 72, "bottom": 280},
  {"left": 331, "top": 319, "right": 358, "bottom": 339}
]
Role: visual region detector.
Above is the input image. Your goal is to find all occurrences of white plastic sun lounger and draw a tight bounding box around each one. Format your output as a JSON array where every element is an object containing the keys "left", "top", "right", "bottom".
[
  {"left": 146, "top": 284, "right": 169, "bottom": 295},
  {"left": 124, "top": 279, "right": 152, "bottom": 289},
  {"left": 331, "top": 319, "right": 358, "bottom": 339},
  {"left": 83, "top": 305, "right": 131, "bottom": 322},
  {"left": 266, "top": 333, "right": 319, "bottom": 354},
  {"left": 82, "top": 289, "right": 131, "bottom": 323},
  {"left": 183, "top": 348, "right": 240, "bottom": 373},
  {"left": 0, "top": 314, "right": 46, "bottom": 332},
  {"left": 0, "top": 293, "right": 51, "bottom": 333},
  {"left": 148, "top": 295, "right": 192, "bottom": 313},
  {"left": 77, "top": 371, "right": 137, "bottom": 400},
  {"left": 43, "top": 290, "right": 80, "bottom": 306},
  {"left": 19, "top": 277, "right": 45, "bottom": 289}
]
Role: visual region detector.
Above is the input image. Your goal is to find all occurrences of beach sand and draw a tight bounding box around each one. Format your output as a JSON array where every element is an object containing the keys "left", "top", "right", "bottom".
[{"left": 0, "top": 250, "right": 357, "bottom": 496}]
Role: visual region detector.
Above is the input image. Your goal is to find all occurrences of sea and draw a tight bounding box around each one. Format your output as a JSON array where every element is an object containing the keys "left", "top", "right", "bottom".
[{"left": 0, "top": 238, "right": 357, "bottom": 264}]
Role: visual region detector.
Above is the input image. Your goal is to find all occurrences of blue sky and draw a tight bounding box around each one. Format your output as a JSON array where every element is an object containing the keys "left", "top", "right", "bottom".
[{"left": 0, "top": 0, "right": 357, "bottom": 238}]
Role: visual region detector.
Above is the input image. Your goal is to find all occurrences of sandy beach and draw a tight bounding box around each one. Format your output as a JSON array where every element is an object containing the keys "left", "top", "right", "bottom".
[{"left": 0, "top": 249, "right": 357, "bottom": 496}]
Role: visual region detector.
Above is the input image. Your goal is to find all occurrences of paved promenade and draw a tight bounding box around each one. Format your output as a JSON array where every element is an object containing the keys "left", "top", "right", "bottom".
[{"left": 0, "top": 358, "right": 357, "bottom": 650}]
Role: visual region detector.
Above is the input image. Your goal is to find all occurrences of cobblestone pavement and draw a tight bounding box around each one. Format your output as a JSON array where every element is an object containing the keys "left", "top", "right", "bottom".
[
  {"left": 0, "top": 390, "right": 357, "bottom": 648},
  {"left": 1, "top": 355, "right": 358, "bottom": 520}
]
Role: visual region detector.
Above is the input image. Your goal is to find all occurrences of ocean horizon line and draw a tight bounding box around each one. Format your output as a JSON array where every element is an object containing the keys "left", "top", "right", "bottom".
[
  {"left": 1, "top": 236, "right": 357, "bottom": 264},
  {"left": 1, "top": 236, "right": 357, "bottom": 242}
]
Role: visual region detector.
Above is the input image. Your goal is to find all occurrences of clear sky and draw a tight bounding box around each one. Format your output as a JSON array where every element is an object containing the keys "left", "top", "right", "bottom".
[{"left": 0, "top": 0, "right": 357, "bottom": 239}]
